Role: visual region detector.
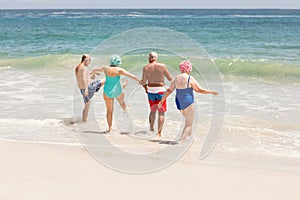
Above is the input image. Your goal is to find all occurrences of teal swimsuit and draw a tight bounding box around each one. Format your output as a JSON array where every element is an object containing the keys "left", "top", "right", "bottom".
[{"left": 104, "top": 69, "right": 122, "bottom": 98}]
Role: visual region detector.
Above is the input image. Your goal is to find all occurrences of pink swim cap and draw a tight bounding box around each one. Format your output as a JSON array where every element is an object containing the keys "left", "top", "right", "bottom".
[{"left": 179, "top": 60, "right": 192, "bottom": 73}]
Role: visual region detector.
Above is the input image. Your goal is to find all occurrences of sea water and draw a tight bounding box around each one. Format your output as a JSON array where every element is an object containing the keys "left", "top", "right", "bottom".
[{"left": 0, "top": 9, "right": 299, "bottom": 171}]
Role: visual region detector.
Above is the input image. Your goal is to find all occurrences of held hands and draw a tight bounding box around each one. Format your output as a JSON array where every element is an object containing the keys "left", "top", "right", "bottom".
[
  {"left": 90, "top": 71, "right": 96, "bottom": 80},
  {"left": 158, "top": 101, "right": 163, "bottom": 109},
  {"left": 90, "top": 68, "right": 102, "bottom": 78},
  {"left": 141, "top": 83, "right": 148, "bottom": 94}
]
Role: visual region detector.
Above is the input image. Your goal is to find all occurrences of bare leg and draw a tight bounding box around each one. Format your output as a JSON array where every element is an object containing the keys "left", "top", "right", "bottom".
[
  {"left": 82, "top": 100, "right": 91, "bottom": 122},
  {"left": 157, "top": 112, "right": 165, "bottom": 137},
  {"left": 181, "top": 104, "right": 194, "bottom": 143},
  {"left": 149, "top": 111, "right": 156, "bottom": 132},
  {"left": 103, "top": 93, "right": 114, "bottom": 132},
  {"left": 116, "top": 92, "right": 127, "bottom": 112}
]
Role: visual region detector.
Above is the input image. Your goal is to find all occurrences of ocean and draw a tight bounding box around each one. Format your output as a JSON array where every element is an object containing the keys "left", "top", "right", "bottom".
[{"left": 0, "top": 9, "right": 299, "bottom": 172}]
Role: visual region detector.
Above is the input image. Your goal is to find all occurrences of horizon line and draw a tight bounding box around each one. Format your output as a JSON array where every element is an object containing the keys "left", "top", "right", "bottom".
[{"left": 1, "top": 8, "right": 300, "bottom": 10}]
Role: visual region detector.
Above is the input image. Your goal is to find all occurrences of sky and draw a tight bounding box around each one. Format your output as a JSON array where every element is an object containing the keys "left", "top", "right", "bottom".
[{"left": 0, "top": 0, "right": 300, "bottom": 9}]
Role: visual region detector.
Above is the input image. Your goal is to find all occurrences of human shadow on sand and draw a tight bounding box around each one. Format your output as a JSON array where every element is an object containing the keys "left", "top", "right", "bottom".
[
  {"left": 82, "top": 130, "right": 108, "bottom": 134},
  {"left": 120, "top": 131, "right": 179, "bottom": 145},
  {"left": 120, "top": 132, "right": 130, "bottom": 135},
  {"left": 82, "top": 130, "right": 180, "bottom": 145},
  {"left": 149, "top": 139, "right": 179, "bottom": 145}
]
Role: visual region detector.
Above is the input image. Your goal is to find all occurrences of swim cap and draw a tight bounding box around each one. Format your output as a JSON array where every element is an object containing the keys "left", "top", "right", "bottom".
[
  {"left": 179, "top": 60, "right": 192, "bottom": 73},
  {"left": 110, "top": 54, "right": 122, "bottom": 66}
]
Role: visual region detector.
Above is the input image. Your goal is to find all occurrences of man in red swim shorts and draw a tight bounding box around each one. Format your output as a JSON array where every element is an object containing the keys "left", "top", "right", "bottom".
[{"left": 140, "top": 52, "right": 172, "bottom": 137}]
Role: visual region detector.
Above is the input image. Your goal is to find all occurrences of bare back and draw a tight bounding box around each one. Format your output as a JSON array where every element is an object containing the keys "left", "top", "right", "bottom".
[
  {"left": 104, "top": 66, "right": 121, "bottom": 77},
  {"left": 174, "top": 73, "right": 191, "bottom": 89},
  {"left": 75, "top": 63, "right": 89, "bottom": 89},
  {"left": 141, "top": 62, "right": 172, "bottom": 86}
]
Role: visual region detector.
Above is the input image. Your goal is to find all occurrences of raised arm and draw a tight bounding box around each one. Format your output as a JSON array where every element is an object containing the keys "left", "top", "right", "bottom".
[
  {"left": 91, "top": 66, "right": 107, "bottom": 75},
  {"left": 190, "top": 76, "right": 218, "bottom": 95},
  {"left": 158, "top": 79, "right": 175, "bottom": 108},
  {"left": 119, "top": 68, "right": 140, "bottom": 82}
]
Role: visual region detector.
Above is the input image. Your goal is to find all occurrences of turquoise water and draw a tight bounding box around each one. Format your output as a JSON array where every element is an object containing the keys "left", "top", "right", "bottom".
[
  {"left": 0, "top": 9, "right": 299, "bottom": 171},
  {"left": 1, "top": 9, "right": 300, "bottom": 79},
  {"left": 0, "top": 9, "right": 300, "bottom": 63}
]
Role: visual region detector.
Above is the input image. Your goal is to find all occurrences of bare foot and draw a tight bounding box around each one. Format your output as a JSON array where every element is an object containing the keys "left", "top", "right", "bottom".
[
  {"left": 157, "top": 130, "right": 162, "bottom": 137},
  {"left": 106, "top": 126, "right": 113, "bottom": 133}
]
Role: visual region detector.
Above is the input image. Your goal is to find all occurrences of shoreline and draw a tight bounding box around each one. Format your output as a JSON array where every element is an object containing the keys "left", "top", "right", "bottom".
[{"left": 1, "top": 140, "right": 299, "bottom": 200}]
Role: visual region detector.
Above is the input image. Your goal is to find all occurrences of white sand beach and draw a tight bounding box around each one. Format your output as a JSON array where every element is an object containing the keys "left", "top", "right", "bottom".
[{"left": 0, "top": 140, "right": 299, "bottom": 200}]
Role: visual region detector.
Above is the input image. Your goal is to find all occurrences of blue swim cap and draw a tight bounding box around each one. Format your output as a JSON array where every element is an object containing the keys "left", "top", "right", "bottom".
[{"left": 110, "top": 54, "right": 122, "bottom": 66}]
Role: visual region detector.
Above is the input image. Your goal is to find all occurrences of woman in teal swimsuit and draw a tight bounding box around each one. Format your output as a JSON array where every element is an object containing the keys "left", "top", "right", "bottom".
[
  {"left": 92, "top": 54, "right": 140, "bottom": 132},
  {"left": 158, "top": 60, "right": 218, "bottom": 143}
]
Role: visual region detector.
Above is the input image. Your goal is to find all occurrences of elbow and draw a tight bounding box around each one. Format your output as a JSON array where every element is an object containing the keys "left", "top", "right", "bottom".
[
  {"left": 166, "top": 88, "right": 173, "bottom": 94},
  {"left": 195, "top": 89, "right": 204, "bottom": 94}
]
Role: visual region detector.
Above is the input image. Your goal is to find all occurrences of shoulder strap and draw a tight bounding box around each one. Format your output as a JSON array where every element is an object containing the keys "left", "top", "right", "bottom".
[
  {"left": 187, "top": 76, "right": 191, "bottom": 88},
  {"left": 116, "top": 67, "right": 120, "bottom": 76}
]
